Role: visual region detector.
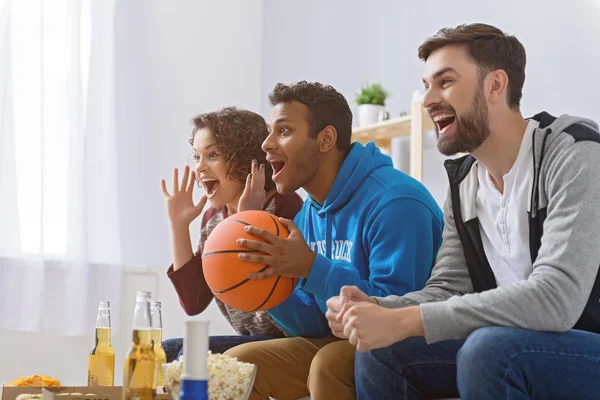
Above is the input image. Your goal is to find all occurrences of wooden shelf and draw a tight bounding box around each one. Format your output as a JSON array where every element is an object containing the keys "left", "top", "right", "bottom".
[
  {"left": 352, "top": 114, "right": 414, "bottom": 141},
  {"left": 351, "top": 92, "right": 434, "bottom": 182}
]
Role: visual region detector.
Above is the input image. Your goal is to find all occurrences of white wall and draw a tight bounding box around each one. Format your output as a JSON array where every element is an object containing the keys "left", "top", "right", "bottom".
[
  {"left": 260, "top": 0, "right": 600, "bottom": 205},
  {"left": 116, "top": 0, "right": 265, "bottom": 268},
  {"left": 1, "top": 0, "right": 264, "bottom": 386},
  {"left": 114, "top": 0, "right": 265, "bottom": 344}
]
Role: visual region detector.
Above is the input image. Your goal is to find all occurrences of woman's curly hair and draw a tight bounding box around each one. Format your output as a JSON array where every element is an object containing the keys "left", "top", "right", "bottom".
[{"left": 190, "top": 107, "right": 275, "bottom": 191}]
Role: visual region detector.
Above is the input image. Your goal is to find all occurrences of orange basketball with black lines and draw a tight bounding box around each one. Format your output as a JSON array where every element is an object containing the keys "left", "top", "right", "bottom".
[{"left": 202, "top": 210, "right": 298, "bottom": 312}]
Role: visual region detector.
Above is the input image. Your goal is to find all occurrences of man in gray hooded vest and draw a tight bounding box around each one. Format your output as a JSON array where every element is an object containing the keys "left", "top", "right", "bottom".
[{"left": 326, "top": 23, "right": 600, "bottom": 400}]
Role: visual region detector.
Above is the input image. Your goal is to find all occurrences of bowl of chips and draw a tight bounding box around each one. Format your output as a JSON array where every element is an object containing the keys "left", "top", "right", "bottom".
[{"left": 7, "top": 375, "right": 61, "bottom": 388}]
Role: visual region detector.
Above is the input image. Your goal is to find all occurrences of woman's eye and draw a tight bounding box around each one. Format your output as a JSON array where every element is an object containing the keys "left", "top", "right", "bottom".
[{"left": 208, "top": 151, "right": 219, "bottom": 159}]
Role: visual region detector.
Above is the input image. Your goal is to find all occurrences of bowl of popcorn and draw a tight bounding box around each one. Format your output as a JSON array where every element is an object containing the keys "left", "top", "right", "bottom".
[{"left": 163, "top": 351, "right": 256, "bottom": 400}]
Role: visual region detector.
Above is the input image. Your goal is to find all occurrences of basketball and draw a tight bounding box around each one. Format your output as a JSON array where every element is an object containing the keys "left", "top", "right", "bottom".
[{"left": 202, "top": 210, "right": 297, "bottom": 312}]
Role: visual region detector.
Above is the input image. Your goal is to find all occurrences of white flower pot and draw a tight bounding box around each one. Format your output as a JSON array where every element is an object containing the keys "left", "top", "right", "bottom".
[{"left": 357, "top": 104, "right": 385, "bottom": 127}]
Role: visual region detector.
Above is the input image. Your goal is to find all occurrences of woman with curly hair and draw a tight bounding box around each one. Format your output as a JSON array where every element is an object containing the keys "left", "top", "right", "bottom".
[{"left": 161, "top": 107, "right": 303, "bottom": 359}]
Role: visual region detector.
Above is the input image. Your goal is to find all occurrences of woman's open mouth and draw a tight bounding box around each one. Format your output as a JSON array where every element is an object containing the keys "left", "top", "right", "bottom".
[{"left": 202, "top": 178, "right": 220, "bottom": 198}]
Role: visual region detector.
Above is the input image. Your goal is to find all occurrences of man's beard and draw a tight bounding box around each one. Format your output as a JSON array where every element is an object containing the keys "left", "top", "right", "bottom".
[
  {"left": 436, "top": 85, "right": 491, "bottom": 156},
  {"left": 289, "top": 139, "right": 320, "bottom": 193}
]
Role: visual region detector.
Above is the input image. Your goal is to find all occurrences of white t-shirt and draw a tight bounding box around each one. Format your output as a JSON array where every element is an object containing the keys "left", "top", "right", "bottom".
[{"left": 476, "top": 119, "right": 539, "bottom": 286}]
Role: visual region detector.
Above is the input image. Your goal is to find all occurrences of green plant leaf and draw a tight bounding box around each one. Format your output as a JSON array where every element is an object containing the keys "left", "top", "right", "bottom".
[{"left": 355, "top": 82, "right": 389, "bottom": 105}]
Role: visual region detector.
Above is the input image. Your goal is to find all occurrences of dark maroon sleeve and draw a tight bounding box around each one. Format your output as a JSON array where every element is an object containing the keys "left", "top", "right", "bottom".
[
  {"left": 166, "top": 210, "right": 218, "bottom": 316},
  {"left": 167, "top": 255, "right": 214, "bottom": 316},
  {"left": 272, "top": 192, "right": 304, "bottom": 220}
]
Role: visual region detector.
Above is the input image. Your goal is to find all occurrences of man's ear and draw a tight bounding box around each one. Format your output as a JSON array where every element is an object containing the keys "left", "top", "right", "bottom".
[
  {"left": 317, "top": 125, "right": 338, "bottom": 152},
  {"left": 487, "top": 69, "right": 509, "bottom": 106}
]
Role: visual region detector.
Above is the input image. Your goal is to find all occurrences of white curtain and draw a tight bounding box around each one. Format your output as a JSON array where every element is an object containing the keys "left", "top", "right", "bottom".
[{"left": 0, "top": 0, "right": 123, "bottom": 336}]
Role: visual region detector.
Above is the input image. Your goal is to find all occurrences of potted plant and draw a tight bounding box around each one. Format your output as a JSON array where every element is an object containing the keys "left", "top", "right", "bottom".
[{"left": 355, "top": 82, "right": 389, "bottom": 127}]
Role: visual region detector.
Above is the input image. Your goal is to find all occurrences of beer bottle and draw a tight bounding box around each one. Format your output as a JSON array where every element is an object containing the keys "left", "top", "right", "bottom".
[
  {"left": 123, "top": 291, "right": 156, "bottom": 400},
  {"left": 150, "top": 301, "right": 167, "bottom": 387},
  {"left": 88, "top": 301, "right": 115, "bottom": 386}
]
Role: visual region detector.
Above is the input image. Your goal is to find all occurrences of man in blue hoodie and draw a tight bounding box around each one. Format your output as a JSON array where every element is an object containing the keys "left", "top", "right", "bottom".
[{"left": 225, "top": 81, "right": 444, "bottom": 400}]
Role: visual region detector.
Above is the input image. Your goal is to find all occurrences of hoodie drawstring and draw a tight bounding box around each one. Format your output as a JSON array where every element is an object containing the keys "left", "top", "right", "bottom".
[
  {"left": 325, "top": 214, "right": 332, "bottom": 259},
  {"left": 306, "top": 199, "right": 333, "bottom": 259}
]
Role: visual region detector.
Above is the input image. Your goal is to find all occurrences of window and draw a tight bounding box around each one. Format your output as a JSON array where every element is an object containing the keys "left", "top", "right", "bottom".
[{"left": 10, "top": 0, "right": 91, "bottom": 256}]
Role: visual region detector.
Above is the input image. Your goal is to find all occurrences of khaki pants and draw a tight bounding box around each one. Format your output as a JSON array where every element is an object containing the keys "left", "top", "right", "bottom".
[{"left": 224, "top": 337, "right": 355, "bottom": 400}]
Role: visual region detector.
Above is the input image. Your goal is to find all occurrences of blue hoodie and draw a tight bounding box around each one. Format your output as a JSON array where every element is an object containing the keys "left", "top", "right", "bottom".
[{"left": 267, "top": 142, "right": 444, "bottom": 337}]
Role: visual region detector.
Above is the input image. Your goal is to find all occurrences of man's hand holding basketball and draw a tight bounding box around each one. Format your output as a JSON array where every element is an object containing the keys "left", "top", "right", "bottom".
[{"left": 237, "top": 218, "right": 317, "bottom": 280}]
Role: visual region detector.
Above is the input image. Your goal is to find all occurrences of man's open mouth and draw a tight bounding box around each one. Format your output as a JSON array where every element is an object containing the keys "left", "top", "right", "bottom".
[
  {"left": 433, "top": 113, "right": 456, "bottom": 135},
  {"left": 269, "top": 160, "right": 286, "bottom": 180}
]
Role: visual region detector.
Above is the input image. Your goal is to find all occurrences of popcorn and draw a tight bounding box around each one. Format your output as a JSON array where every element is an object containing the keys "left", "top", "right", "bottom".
[{"left": 163, "top": 351, "right": 256, "bottom": 400}]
